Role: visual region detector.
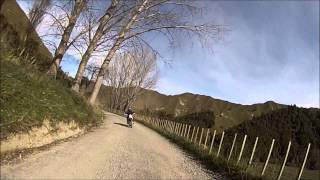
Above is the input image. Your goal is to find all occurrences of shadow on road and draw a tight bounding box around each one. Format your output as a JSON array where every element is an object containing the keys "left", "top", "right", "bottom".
[{"left": 113, "top": 123, "right": 129, "bottom": 128}]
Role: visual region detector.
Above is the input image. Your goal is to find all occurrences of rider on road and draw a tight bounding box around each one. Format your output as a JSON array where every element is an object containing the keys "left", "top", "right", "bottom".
[{"left": 125, "top": 108, "right": 134, "bottom": 124}]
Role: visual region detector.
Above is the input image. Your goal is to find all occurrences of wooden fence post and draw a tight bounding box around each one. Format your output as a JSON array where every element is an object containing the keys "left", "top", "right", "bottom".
[
  {"left": 184, "top": 124, "right": 188, "bottom": 137},
  {"left": 261, "top": 139, "right": 275, "bottom": 177},
  {"left": 165, "top": 120, "right": 168, "bottom": 130},
  {"left": 194, "top": 127, "right": 199, "bottom": 143},
  {"left": 228, "top": 133, "right": 237, "bottom": 162},
  {"left": 187, "top": 125, "right": 191, "bottom": 139},
  {"left": 248, "top": 137, "right": 259, "bottom": 166},
  {"left": 180, "top": 124, "right": 185, "bottom": 136},
  {"left": 174, "top": 122, "right": 178, "bottom": 134},
  {"left": 183, "top": 124, "right": 187, "bottom": 137},
  {"left": 180, "top": 124, "right": 183, "bottom": 136},
  {"left": 186, "top": 125, "right": 189, "bottom": 137},
  {"left": 176, "top": 123, "right": 179, "bottom": 135},
  {"left": 217, "top": 131, "right": 225, "bottom": 157},
  {"left": 199, "top": 128, "right": 204, "bottom": 146},
  {"left": 237, "top": 134, "right": 247, "bottom": 165},
  {"left": 277, "top": 141, "right": 291, "bottom": 180},
  {"left": 209, "top": 130, "right": 216, "bottom": 154},
  {"left": 204, "top": 129, "right": 210, "bottom": 148},
  {"left": 296, "top": 143, "right": 311, "bottom": 180},
  {"left": 191, "top": 126, "right": 195, "bottom": 141}
]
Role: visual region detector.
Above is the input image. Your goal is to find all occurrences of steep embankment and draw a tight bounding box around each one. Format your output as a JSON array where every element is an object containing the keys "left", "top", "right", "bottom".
[
  {"left": 0, "top": 0, "right": 52, "bottom": 70},
  {"left": 0, "top": 0, "right": 102, "bottom": 153},
  {"left": 98, "top": 87, "right": 286, "bottom": 131}
]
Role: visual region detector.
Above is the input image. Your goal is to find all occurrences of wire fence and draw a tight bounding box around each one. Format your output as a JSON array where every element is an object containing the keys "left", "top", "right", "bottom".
[{"left": 131, "top": 114, "right": 318, "bottom": 180}]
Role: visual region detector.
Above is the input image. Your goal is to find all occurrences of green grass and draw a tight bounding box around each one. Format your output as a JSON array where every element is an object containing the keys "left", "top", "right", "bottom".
[
  {"left": 134, "top": 117, "right": 263, "bottom": 180},
  {"left": 0, "top": 59, "right": 102, "bottom": 139},
  {"left": 133, "top": 117, "right": 319, "bottom": 180},
  {"left": 0, "top": 0, "right": 52, "bottom": 71},
  {"left": 246, "top": 162, "right": 319, "bottom": 180}
]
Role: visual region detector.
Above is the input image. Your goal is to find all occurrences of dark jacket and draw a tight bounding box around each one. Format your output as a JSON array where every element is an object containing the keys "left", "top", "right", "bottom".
[{"left": 125, "top": 109, "right": 134, "bottom": 115}]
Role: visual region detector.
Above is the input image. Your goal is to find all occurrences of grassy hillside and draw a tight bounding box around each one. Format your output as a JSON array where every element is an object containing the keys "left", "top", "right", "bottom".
[
  {"left": 98, "top": 86, "right": 286, "bottom": 131},
  {"left": 0, "top": 57, "right": 102, "bottom": 140},
  {"left": 0, "top": 0, "right": 52, "bottom": 71},
  {"left": 223, "top": 106, "right": 320, "bottom": 170},
  {"left": 0, "top": 0, "right": 102, "bottom": 140}
]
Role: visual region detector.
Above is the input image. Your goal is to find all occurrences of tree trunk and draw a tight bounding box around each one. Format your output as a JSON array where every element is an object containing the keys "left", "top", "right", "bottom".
[
  {"left": 0, "top": 0, "right": 6, "bottom": 11},
  {"left": 88, "top": 0, "right": 149, "bottom": 104},
  {"left": 71, "top": 0, "right": 118, "bottom": 92},
  {"left": 47, "top": 0, "right": 86, "bottom": 78},
  {"left": 88, "top": 38, "right": 122, "bottom": 104}
]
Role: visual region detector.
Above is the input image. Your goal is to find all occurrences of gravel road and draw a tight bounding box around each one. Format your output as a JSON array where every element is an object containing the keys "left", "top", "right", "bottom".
[{"left": 1, "top": 112, "right": 228, "bottom": 179}]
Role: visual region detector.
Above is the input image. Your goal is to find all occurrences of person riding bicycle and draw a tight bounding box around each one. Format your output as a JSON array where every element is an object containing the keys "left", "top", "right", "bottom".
[{"left": 125, "top": 108, "right": 134, "bottom": 125}]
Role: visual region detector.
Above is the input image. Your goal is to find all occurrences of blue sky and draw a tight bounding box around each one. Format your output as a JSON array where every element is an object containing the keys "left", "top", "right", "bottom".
[
  {"left": 18, "top": 0, "right": 319, "bottom": 107},
  {"left": 147, "top": 1, "right": 319, "bottom": 108}
]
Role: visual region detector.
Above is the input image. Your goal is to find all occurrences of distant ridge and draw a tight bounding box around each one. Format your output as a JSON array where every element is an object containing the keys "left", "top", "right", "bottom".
[{"left": 98, "top": 86, "right": 286, "bottom": 130}]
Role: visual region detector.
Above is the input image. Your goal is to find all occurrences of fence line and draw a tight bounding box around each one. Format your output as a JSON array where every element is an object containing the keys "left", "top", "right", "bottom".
[
  {"left": 209, "top": 130, "right": 216, "bottom": 154},
  {"left": 277, "top": 141, "right": 291, "bottom": 180},
  {"left": 204, "top": 129, "right": 209, "bottom": 148},
  {"left": 228, "top": 133, "right": 237, "bottom": 162},
  {"left": 217, "top": 131, "right": 225, "bottom": 157},
  {"left": 261, "top": 139, "right": 275, "bottom": 176},
  {"left": 133, "top": 114, "right": 313, "bottom": 180},
  {"left": 199, "top": 128, "right": 204, "bottom": 146},
  {"left": 248, "top": 137, "right": 258, "bottom": 166},
  {"left": 237, "top": 134, "right": 247, "bottom": 165},
  {"left": 297, "top": 143, "right": 311, "bottom": 180}
]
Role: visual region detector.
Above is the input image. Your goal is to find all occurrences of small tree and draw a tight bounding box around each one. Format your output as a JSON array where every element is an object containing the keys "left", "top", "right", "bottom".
[{"left": 105, "top": 46, "right": 158, "bottom": 110}]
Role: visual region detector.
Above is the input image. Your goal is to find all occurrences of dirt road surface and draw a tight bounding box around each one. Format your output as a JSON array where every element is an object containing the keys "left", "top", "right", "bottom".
[{"left": 1, "top": 112, "right": 228, "bottom": 179}]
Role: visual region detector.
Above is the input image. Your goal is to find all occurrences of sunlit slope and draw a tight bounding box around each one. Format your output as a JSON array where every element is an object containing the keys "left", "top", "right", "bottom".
[
  {"left": 98, "top": 87, "right": 286, "bottom": 130},
  {"left": 0, "top": 0, "right": 101, "bottom": 139}
]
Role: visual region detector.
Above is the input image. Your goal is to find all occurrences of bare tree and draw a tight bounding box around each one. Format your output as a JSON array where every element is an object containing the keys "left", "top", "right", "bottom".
[
  {"left": 87, "top": 0, "right": 225, "bottom": 104},
  {"left": 47, "top": 0, "right": 88, "bottom": 78},
  {"left": 105, "top": 46, "right": 158, "bottom": 111},
  {"left": 28, "top": 0, "right": 52, "bottom": 29},
  {"left": 88, "top": 0, "right": 149, "bottom": 104},
  {"left": 82, "top": 62, "right": 101, "bottom": 90},
  {"left": 71, "top": 0, "right": 121, "bottom": 92}
]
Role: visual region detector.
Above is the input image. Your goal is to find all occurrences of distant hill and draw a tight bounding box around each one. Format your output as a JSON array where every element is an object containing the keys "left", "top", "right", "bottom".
[
  {"left": 97, "top": 86, "right": 286, "bottom": 131},
  {"left": 223, "top": 106, "right": 320, "bottom": 169}
]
